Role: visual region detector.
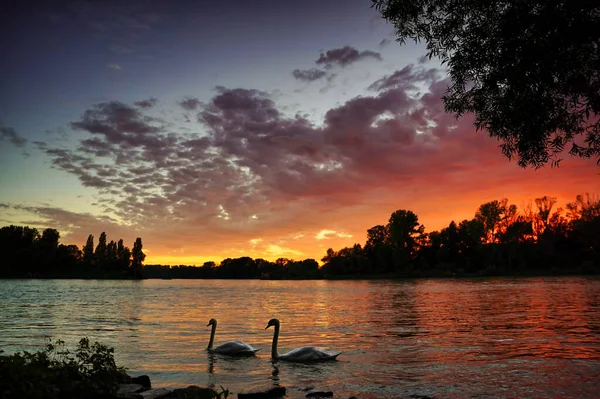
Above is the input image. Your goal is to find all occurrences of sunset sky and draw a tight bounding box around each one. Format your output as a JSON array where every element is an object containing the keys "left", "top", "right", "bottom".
[{"left": 1, "top": 0, "right": 598, "bottom": 265}]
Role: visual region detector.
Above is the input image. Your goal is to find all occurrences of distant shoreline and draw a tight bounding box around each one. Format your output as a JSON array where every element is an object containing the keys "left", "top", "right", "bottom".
[{"left": 1, "top": 268, "right": 597, "bottom": 281}]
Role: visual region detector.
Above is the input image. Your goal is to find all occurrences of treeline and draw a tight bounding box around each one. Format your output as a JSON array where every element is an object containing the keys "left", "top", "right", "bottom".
[
  {"left": 320, "top": 193, "right": 599, "bottom": 277},
  {"left": 144, "top": 258, "right": 320, "bottom": 280},
  {"left": 0, "top": 227, "right": 146, "bottom": 279},
  {"left": 145, "top": 193, "right": 599, "bottom": 279},
  {"left": 2, "top": 193, "right": 598, "bottom": 280}
]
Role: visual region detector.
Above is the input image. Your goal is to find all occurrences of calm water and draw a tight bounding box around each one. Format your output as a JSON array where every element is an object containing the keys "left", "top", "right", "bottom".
[{"left": 1, "top": 278, "right": 599, "bottom": 398}]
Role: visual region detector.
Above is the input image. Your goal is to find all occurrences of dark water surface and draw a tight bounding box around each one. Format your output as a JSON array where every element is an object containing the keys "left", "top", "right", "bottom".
[{"left": 1, "top": 278, "right": 599, "bottom": 398}]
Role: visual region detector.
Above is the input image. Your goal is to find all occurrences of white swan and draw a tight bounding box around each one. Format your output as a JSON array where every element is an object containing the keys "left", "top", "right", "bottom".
[
  {"left": 265, "top": 318, "right": 341, "bottom": 362},
  {"left": 206, "top": 318, "right": 259, "bottom": 356}
]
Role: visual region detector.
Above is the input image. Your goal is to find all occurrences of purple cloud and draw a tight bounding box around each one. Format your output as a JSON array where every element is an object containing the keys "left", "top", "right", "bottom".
[
  {"left": 179, "top": 97, "right": 202, "bottom": 111},
  {"left": 292, "top": 68, "right": 327, "bottom": 82},
  {"left": 368, "top": 65, "right": 441, "bottom": 92},
  {"left": 379, "top": 38, "right": 391, "bottom": 48},
  {"left": 135, "top": 98, "right": 158, "bottom": 108},
  {"left": 35, "top": 64, "right": 501, "bottom": 245},
  {"left": 315, "top": 46, "right": 382, "bottom": 68}
]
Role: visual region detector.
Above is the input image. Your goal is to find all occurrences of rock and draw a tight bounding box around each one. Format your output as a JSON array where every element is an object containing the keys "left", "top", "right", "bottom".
[
  {"left": 117, "top": 384, "right": 145, "bottom": 398},
  {"left": 163, "top": 385, "right": 220, "bottom": 399},
  {"left": 238, "top": 386, "right": 287, "bottom": 398},
  {"left": 132, "top": 375, "right": 152, "bottom": 389},
  {"left": 137, "top": 388, "right": 172, "bottom": 399},
  {"left": 306, "top": 392, "right": 333, "bottom": 398}
]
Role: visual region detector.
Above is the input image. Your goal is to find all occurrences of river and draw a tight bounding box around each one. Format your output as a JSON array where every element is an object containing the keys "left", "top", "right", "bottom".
[{"left": 1, "top": 277, "right": 599, "bottom": 398}]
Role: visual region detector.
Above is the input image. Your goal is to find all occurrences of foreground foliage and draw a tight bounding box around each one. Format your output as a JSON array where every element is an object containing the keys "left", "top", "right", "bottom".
[
  {"left": 373, "top": 0, "right": 600, "bottom": 167},
  {"left": 0, "top": 338, "right": 129, "bottom": 399}
]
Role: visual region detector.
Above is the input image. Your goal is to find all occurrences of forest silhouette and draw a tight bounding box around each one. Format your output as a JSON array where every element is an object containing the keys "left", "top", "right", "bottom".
[
  {"left": 0, "top": 229, "right": 145, "bottom": 279},
  {"left": 0, "top": 193, "right": 598, "bottom": 280}
]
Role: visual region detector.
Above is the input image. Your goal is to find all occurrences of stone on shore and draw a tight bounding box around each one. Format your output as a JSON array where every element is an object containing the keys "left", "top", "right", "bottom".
[
  {"left": 132, "top": 375, "right": 152, "bottom": 389},
  {"left": 237, "top": 386, "right": 286, "bottom": 398}
]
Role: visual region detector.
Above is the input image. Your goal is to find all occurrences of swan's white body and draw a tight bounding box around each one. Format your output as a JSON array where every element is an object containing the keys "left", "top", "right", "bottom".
[
  {"left": 206, "top": 319, "right": 259, "bottom": 356},
  {"left": 265, "top": 318, "right": 341, "bottom": 362}
]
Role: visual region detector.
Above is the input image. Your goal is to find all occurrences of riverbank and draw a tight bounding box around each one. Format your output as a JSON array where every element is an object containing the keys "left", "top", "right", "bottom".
[{"left": 0, "top": 338, "right": 356, "bottom": 399}]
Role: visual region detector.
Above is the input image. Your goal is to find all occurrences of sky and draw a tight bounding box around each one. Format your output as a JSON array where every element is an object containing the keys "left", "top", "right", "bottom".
[{"left": 0, "top": 0, "right": 598, "bottom": 265}]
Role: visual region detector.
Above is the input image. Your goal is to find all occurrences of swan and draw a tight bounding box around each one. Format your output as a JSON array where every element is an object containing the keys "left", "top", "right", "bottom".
[
  {"left": 206, "top": 318, "right": 259, "bottom": 356},
  {"left": 265, "top": 318, "right": 341, "bottom": 362}
]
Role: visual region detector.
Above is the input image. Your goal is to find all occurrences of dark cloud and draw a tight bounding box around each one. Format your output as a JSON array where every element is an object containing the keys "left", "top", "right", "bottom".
[
  {"left": 179, "top": 97, "right": 202, "bottom": 111},
  {"left": 315, "top": 46, "right": 382, "bottom": 68},
  {"left": 135, "top": 98, "right": 158, "bottom": 108},
  {"left": 379, "top": 38, "right": 392, "bottom": 48},
  {"left": 418, "top": 54, "right": 429, "bottom": 64},
  {"left": 0, "top": 125, "right": 28, "bottom": 148},
  {"left": 367, "top": 65, "right": 441, "bottom": 92},
  {"left": 292, "top": 68, "right": 327, "bottom": 82}
]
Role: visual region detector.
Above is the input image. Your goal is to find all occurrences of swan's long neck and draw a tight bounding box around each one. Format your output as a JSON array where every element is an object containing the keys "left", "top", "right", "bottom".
[
  {"left": 207, "top": 323, "right": 216, "bottom": 350},
  {"left": 271, "top": 323, "right": 280, "bottom": 359}
]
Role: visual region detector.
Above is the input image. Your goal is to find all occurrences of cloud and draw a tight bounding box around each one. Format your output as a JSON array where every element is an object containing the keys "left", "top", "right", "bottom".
[
  {"left": 135, "top": 98, "right": 158, "bottom": 108},
  {"left": 107, "top": 63, "right": 122, "bottom": 70},
  {"left": 315, "top": 229, "right": 353, "bottom": 240},
  {"left": 379, "top": 38, "right": 392, "bottom": 48},
  {"left": 292, "top": 68, "right": 327, "bottom": 82},
  {"left": 315, "top": 46, "right": 382, "bottom": 68},
  {"left": 179, "top": 97, "right": 202, "bottom": 111},
  {"left": 367, "top": 64, "right": 441, "bottom": 92},
  {"left": 0, "top": 125, "right": 28, "bottom": 148}
]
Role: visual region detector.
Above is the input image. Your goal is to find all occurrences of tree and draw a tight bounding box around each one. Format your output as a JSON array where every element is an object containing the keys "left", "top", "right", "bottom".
[
  {"left": 131, "top": 238, "right": 146, "bottom": 278},
  {"left": 39, "top": 228, "right": 60, "bottom": 251},
  {"left": 364, "top": 224, "right": 392, "bottom": 272},
  {"left": 387, "top": 209, "right": 424, "bottom": 270},
  {"left": 117, "top": 239, "right": 131, "bottom": 271},
  {"left": 475, "top": 198, "right": 515, "bottom": 244},
  {"left": 83, "top": 235, "right": 94, "bottom": 266},
  {"left": 94, "top": 232, "right": 107, "bottom": 266},
  {"left": 373, "top": 0, "right": 600, "bottom": 167},
  {"left": 566, "top": 193, "right": 600, "bottom": 221},
  {"left": 106, "top": 240, "right": 118, "bottom": 270}
]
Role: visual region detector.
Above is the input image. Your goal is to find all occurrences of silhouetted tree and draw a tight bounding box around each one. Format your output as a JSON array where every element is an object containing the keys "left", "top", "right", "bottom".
[
  {"left": 37, "top": 228, "right": 60, "bottom": 273},
  {"left": 566, "top": 193, "right": 600, "bottom": 221},
  {"left": 106, "top": 240, "right": 118, "bottom": 270},
  {"left": 117, "top": 239, "right": 131, "bottom": 272},
  {"left": 83, "top": 235, "right": 94, "bottom": 267},
  {"left": 95, "top": 232, "right": 108, "bottom": 267},
  {"left": 0, "top": 225, "right": 39, "bottom": 276},
  {"left": 373, "top": 0, "right": 600, "bottom": 166},
  {"left": 364, "top": 224, "right": 392, "bottom": 272},
  {"left": 131, "top": 238, "right": 145, "bottom": 278},
  {"left": 387, "top": 209, "right": 424, "bottom": 271}
]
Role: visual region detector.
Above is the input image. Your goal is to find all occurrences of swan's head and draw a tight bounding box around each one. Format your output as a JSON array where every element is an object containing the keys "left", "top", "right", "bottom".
[
  {"left": 207, "top": 318, "right": 217, "bottom": 327},
  {"left": 265, "top": 318, "right": 280, "bottom": 329}
]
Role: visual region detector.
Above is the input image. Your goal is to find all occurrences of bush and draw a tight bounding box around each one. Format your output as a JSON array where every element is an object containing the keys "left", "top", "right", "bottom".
[{"left": 0, "top": 338, "right": 129, "bottom": 399}]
